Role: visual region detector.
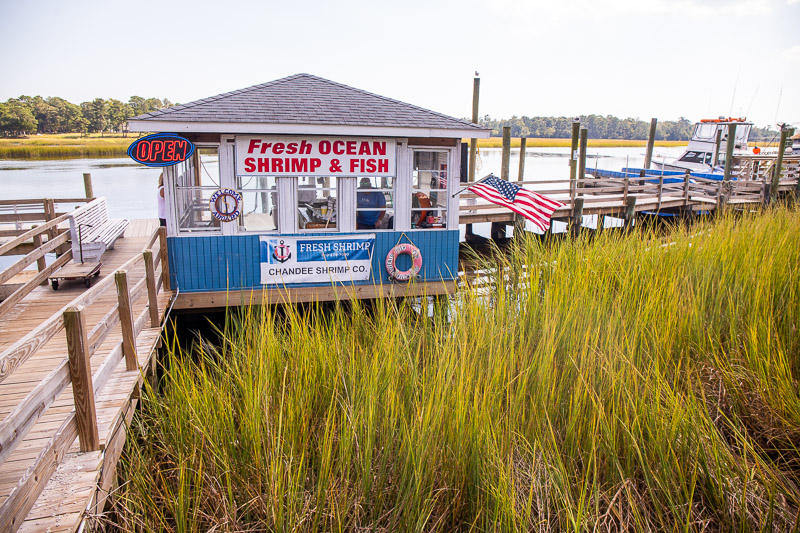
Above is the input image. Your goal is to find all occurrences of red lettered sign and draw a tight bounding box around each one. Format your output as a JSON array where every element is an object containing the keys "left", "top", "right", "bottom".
[{"left": 128, "top": 134, "right": 195, "bottom": 167}]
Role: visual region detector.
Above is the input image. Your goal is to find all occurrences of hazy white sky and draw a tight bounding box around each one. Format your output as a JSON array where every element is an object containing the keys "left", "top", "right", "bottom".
[{"left": 1, "top": 0, "right": 798, "bottom": 128}]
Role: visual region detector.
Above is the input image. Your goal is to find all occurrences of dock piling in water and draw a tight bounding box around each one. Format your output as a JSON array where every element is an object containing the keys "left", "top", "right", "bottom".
[{"left": 518, "top": 137, "right": 526, "bottom": 182}]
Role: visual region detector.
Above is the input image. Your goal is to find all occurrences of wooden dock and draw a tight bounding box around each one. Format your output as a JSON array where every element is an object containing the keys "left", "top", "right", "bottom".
[
  {"left": 459, "top": 159, "right": 799, "bottom": 227},
  {"left": 0, "top": 218, "right": 171, "bottom": 533}
]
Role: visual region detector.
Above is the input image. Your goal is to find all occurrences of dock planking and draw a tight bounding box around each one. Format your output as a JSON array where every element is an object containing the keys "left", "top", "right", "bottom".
[{"left": 0, "top": 219, "right": 171, "bottom": 533}]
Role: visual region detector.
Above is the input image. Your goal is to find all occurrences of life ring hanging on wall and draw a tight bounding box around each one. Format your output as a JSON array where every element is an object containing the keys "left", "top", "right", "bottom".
[{"left": 385, "top": 243, "right": 423, "bottom": 282}]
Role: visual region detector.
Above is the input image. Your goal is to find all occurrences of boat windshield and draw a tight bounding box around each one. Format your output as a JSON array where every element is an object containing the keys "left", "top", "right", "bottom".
[{"left": 693, "top": 123, "right": 718, "bottom": 141}]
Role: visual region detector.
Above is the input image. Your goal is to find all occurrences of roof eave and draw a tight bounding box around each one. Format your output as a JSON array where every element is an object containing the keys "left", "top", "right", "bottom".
[{"left": 127, "top": 119, "right": 490, "bottom": 139}]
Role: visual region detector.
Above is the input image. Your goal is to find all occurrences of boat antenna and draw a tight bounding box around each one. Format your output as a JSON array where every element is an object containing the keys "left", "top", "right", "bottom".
[
  {"left": 774, "top": 86, "right": 783, "bottom": 123},
  {"left": 745, "top": 85, "right": 759, "bottom": 119},
  {"left": 729, "top": 68, "right": 740, "bottom": 118}
]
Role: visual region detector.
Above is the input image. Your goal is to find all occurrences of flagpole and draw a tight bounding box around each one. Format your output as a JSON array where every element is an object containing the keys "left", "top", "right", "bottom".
[{"left": 452, "top": 173, "right": 494, "bottom": 198}]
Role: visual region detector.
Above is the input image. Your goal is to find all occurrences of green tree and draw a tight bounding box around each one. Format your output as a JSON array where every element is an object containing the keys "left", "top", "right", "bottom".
[
  {"left": 80, "top": 98, "right": 108, "bottom": 134},
  {"left": 0, "top": 99, "right": 38, "bottom": 136},
  {"left": 105, "top": 99, "right": 132, "bottom": 133}
]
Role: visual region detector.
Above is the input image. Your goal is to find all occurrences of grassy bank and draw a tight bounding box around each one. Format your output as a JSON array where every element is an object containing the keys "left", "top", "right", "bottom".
[
  {"left": 108, "top": 208, "right": 799, "bottom": 532},
  {"left": 0, "top": 133, "right": 135, "bottom": 159}
]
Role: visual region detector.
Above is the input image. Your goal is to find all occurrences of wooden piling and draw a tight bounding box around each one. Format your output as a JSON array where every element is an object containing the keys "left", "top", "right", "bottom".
[
  {"left": 570, "top": 198, "right": 584, "bottom": 236},
  {"left": 83, "top": 173, "right": 94, "bottom": 199},
  {"left": 115, "top": 271, "right": 138, "bottom": 371},
  {"left": 501, "top": 126, "right": 511, "bottom": 180},
  {"left": 578, "top": 127, "right": 588, "bottom": 181},
  {"left": 31, "top": 227, "right": 46, "bottom": 272},
  {"left": 770, "top": 126, "right": 789, "bottom": 203},
  {"left": 643, "top": 118, "right": 657, "bottom": 170},
  {"left": 723, "top": 124, "right": 736, "bottom": 182},
  {"left": 468, "top": 76, "right": 480, "bottom": 183},
  {"left": 712, "top": 129, "right": 722, "bottom": 169},
  {"left": 143, "top": 250, "right": 159, "bottom": 328},
  {"left": 624, "top": 196, "right": 637, "bottom": 230},
  {"left": 158, "top": 227, "right": 170, "bottom": 291},
  {"left": 569, "top": 119, "right": 580, "bottom": 182},
  {"left": 63, "top": 306, "right": 99, "bottom": 452},
  {"left": 517, "top": 137, "right": 526, "bottom": 182}
]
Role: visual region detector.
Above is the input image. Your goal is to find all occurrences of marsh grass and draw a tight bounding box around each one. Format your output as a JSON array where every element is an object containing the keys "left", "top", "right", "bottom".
[
  {"left": 106, "top": 207, "right": 800, "bottom": 532},
  {"left": 0, "top": 133, "right": 137, "bottom": 159}
]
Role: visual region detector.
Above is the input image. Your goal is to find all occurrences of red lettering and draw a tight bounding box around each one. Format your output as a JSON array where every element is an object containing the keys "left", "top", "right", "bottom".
[
  {"left": 372, "top": 142, "right": 386, "bottom": 156},
  {"left": 346, "top": 141, "right": 356, "bottom": 154},
  {"left": 273, "top": 159, "right": 283, "bottom": 172},
  {"left": 378, "top": 159, "right": 388, "bottom": 173},
  {"left": 245, "top": 158, "right": 256, "bottom": 173},
  {"left": 310, "top": 158, "right": 321, "bottom": 172},
  {"left": 366, "top": 159, "right": 377, "bottom": 173},
  {"left": 319, "top": 140, "right": 331, "bottom": 154},
  {"left": 164, "top": 140, "right": 176, "bottom": 161},
  {"left": 273, "top": 142, "right": 285, "bottom": 154},
  {"left": 333, "top": 140, "right": 345, "bottom": 155},
  {"left": 176, "top": 140, "right": 188, "bottom": 160},
  {"left": 286, "top": 142, "right": 298, "bottom": 155},
  {"left": 136, "top": 141, "right": 150, "bottom": 161},
  {"left": 299, "top": 140, "right": 312, "bottom": 154},
  {"left": 247, "top": 139, "right": 260, "bottom": 153},
  {"left": 260, "top": 142, "right": 273, "bottom": 154},
  {"left": 350, "top": 159, "right": 360, "bottom": 173},
  {"left": 358, "top": 141, "right": 371, "bottom": 155},
  {"left": 257, "top": 158, "right": 269, "bottom": 172},
  {"left": 150, "top": 140, "right": 164, "bottom": 161},
  {"left": 290, "top": 158, "right": 308, "bottom": 173}
]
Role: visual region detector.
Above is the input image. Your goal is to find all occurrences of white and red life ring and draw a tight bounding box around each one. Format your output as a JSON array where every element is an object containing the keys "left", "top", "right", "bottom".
[{"left": 385, "top": 243, "right": 422, "bottom": 281}]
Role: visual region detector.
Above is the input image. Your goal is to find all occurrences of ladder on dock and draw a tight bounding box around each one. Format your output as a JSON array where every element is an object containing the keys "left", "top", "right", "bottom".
[{"left": 0, "top": 218, "right": 171, "bottom": 532}]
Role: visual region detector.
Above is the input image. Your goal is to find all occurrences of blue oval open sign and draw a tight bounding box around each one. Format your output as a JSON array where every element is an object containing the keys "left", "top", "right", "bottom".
[{"left": 128, "top": 133, "right": 195, "bottom": 167}]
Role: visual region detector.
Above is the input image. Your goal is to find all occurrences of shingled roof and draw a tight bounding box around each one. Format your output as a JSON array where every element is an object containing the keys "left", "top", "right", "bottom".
[{"left": 128, "top": 73, "right": 489, "bottom": 138}]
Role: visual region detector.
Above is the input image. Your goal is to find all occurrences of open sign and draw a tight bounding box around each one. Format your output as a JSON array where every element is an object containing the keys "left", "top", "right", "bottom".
[{"left": 127, "top": 133, "right": 195, "bottom": 167}]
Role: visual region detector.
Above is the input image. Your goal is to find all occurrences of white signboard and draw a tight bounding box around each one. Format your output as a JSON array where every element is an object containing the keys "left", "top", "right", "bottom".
[
  {"left": 236, "top": 136, "right": 396, "bottom": 177},
  {"left": 260, "top": 234, "right": 375, "bottom": 285}
]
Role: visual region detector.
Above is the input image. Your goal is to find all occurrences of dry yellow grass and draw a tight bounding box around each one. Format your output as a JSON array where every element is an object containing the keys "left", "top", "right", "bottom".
[{"left": 0, "top": 132, "right": 139, "bottom": 159}]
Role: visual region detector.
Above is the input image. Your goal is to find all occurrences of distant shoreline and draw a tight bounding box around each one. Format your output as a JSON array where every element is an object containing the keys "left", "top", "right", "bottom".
[{"left": 2, "top": 133, "right": 776, "bottom": 160}]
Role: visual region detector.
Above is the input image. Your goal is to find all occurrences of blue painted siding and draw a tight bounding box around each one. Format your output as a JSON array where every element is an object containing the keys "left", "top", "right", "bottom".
[{"left": 168, "top": 230, "right": 459, "bottom": 293}]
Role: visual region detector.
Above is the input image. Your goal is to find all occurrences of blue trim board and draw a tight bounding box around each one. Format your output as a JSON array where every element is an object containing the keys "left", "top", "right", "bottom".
[{"left": 167, "top": 230, "right": 459, "bottom": 293}]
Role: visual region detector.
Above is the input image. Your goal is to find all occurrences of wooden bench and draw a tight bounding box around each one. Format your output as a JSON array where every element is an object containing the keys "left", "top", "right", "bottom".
[{"left": 68, "top": 197, "right": 129, "bottom": 263}]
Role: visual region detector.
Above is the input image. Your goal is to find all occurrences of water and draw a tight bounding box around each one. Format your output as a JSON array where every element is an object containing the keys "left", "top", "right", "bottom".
[
  {"left": 0, "top": 158, "right": 163, "bottom": 220},
  {"left": 0, "top": 145, "right": 687, "bottom": 263}
]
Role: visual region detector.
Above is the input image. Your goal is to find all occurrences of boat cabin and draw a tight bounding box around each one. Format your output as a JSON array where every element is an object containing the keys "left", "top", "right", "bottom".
[
  {"left": 662, "top": 118, "right": 752, "bottom": 172},
  {"left": 127, "top": 74, "right": 489, "bottom": 309}
]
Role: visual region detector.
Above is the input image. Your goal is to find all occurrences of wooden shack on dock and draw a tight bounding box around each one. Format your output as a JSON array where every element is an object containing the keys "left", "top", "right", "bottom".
[{"left": 128, "top": 74, "right": 490, "bottom": 309}]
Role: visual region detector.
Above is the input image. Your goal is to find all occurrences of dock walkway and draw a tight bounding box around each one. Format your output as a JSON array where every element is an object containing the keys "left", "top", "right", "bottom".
[
  {"left": 0, "top": 219, "right": 171, "bottom": 532},
  {"left": 458, "top": 166, "right": 799, "bottom": 226}
]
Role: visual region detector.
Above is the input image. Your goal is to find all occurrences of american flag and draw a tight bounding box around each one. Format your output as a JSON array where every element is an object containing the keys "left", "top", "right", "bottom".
[{"left": 468, "top": 175, "right": 565, "bottom": 232}]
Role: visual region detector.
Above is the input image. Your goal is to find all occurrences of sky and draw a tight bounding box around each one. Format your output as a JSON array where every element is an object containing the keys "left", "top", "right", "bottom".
[{"left": 1, "top": 0, "right": 798, "bottom": 129}]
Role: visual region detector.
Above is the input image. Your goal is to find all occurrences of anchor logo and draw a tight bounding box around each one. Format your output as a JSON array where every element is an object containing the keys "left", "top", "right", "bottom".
[{"left": 273, "top": 240, "right": 291, "bottom": 263}]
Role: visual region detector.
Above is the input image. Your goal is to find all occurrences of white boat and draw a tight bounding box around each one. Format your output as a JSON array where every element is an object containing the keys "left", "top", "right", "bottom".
[{"left": 652, "top": 117, "right": 752, "bottom": 173}]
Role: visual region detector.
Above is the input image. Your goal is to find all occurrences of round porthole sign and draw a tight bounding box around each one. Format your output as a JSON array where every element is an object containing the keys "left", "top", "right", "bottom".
[{"left": 209, "top": 188, "right": 242, "bottom": 222}]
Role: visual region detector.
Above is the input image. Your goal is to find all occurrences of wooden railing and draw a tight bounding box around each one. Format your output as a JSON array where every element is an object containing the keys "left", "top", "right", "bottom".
[
  {"left": 0, "top": 227, "right": 168, "bottom": 532},
  {"left": 460, "top": 169, "right": 799, "bottom": 224},
  {"left": 0, "top": 214, "right": 74, "bottom": 318},
  {"left": 0, "top": 198, "right": 92, "bottom": 239}
]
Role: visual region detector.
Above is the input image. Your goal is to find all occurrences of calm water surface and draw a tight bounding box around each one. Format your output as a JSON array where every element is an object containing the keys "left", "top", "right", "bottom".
[{"left": 0, "top": 145, "right": 687, "bottom": 256}]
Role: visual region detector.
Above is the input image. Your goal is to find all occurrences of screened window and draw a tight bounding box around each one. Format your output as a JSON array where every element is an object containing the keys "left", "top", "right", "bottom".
[
  {"left": 174, "top": 146, "right": 220, "bottom": 232},
  {"left": 412, "top": 150, "right": 448, "bottom": 229},
  {"left": 237, "top": 175, "right": 278, "bottom": 232},
  {"left": 356, "top": 176, "right": 394, "bottom": 230},
  {"left": 298, "top": 176, "right": 337, "bottom": 231}
]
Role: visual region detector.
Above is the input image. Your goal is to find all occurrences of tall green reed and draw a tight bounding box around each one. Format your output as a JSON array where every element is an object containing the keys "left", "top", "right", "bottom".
[{"left": 107, "top": 207, "right": 800, "bottom": 532}]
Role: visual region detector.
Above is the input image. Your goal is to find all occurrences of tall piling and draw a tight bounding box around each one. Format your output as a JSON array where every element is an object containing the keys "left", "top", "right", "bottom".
[
  {"left": 518, "top": 137, "right": 526, "bottom": 182},
  {"left": 501, "top": 127, "right": 511, "bottom": 180},
  {"left": 723, "top": 123, "right": 737, "bottom": 182},
  {"left": 643, "top": 118, "right": 657, "bottom": 173},
  {"left": 468, "top": 76, "right": 480, "bottom": 183}
]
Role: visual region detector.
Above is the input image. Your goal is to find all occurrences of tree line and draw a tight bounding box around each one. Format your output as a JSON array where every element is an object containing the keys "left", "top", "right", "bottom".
[
  {"left": 478, "top": 115, "right": 776, "bottom": 141},
  {"left": 0, "top": 95, "right": 175, "bottom": 137}
]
